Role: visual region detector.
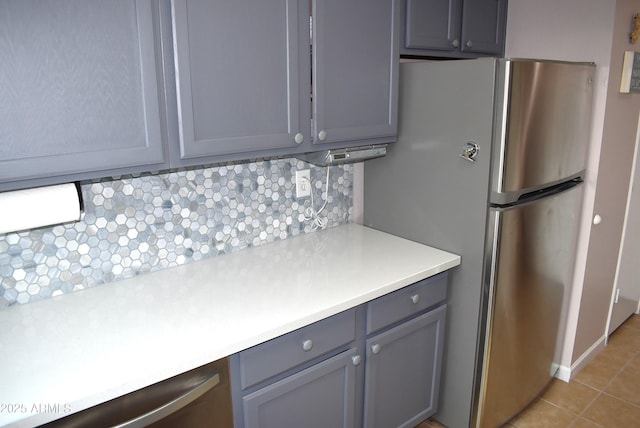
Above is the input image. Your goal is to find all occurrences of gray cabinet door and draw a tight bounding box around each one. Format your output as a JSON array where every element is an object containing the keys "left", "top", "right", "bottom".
[
  {"left": 312, "top": 0, "right": 399, "bottom": 146},
  {"left": 243, "top": 348, "right": 358, "bottom": 428},
  {"left": 404, "top": 0, "right": 461, "bottom": 52},
  {"left": 363, "top": 305, "right": 447, "bottom": 428},
  {"left": 171, "top": 0, "right": 310, "bottom": 161},
  {"left": 460, "top": 0, "right": 507, "bottom": 55},
  {"left": 0, "top": 0, "right": 166, "bottom": 190},
  {"left": 401, "top": 0, "right": 506, "bottom": 58}
]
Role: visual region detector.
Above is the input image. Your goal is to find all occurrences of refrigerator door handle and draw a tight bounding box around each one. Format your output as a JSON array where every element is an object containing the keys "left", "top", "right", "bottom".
[{"left": 490, "top": 175, "right": 583, "bottom": 207}]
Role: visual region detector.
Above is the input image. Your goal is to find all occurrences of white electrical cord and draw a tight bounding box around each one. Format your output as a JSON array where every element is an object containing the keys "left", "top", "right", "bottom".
[{"left": 304, "top": 167, "right": 331, "bottom": 230}]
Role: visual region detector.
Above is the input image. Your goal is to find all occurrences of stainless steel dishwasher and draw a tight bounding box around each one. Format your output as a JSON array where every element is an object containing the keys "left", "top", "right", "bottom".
[{"left": 42, "top": 357, "right": 233, "bottom": 428}]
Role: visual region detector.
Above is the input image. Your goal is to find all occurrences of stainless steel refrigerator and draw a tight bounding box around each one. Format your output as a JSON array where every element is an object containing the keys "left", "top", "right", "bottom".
[{"left": 364, "top": 58, "right": 594, "bottom": 428}]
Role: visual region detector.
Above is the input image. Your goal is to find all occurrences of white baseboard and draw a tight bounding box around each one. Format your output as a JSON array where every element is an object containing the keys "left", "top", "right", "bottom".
[
  {"left": 554, "top": 335, "right": 606, "bottom": 383},
  {"left": 555, "top": 364, "right": 572, "bottom": 382}
]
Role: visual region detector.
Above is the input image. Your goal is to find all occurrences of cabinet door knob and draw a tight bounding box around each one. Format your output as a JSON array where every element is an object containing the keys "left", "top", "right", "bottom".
[
  {"left": 593, "top": 214, "right": 602, "bottom": 225},
  {"left": 465, "top": 40, "right": 473, "bottom": 48},
  {"left": 294, "top": 133, "right": 304, "bottom": 144},
  {"left": 410, "top": 294, "right": 420, "bottom": 304},
  {"left": 302, "top": 339, "right": 313, "bottom": 351},
  {"left": 371, "top": 344, "right": 381, "bottom": 355},
  {"left": 452, "top": 39, "right": 460, "bottom": 48},
  {"left": 352, "top": 355, "right": 361, "bottom": 366},
  {"left": 318, "top": 130, "right": 327, "bottom": 141}
]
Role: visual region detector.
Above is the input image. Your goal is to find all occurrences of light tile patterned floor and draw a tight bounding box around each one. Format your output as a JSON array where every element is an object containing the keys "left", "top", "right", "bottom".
[{"left": 416, "top": 314, "right": 640, "bottom": 428}]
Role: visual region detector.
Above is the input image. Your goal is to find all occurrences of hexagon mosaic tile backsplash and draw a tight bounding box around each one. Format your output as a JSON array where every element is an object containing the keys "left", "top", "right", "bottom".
[{"left": 0, "top": 158, "right": 353, "bottom": 308}]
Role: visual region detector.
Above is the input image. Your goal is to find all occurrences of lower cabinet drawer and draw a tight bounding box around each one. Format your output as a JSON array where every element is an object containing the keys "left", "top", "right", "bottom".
[
  {"left": 366, "top": 272, "right": 447, "bottom": 334},
  {"left": 239, "top": 308, "right": 357, "bottom": 389}
]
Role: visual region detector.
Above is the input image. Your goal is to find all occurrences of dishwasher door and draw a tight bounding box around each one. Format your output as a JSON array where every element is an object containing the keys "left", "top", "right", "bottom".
[{"left": 42, "top": 357, "right": 233, "bottom": 428}]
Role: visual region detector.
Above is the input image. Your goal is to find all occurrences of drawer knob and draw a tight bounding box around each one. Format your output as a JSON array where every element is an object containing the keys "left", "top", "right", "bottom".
[
  {"left": 352, "top": 355, "right": 361, "bottom": 366},
  {"left": 302, "top": 339, "right": 313, "bottom": 352},
  {"left": 371, "top": 344, "right": 381, "bottom": 355},
  {"left": 410, "top": 294, "right": 420, "bottom": 304}
]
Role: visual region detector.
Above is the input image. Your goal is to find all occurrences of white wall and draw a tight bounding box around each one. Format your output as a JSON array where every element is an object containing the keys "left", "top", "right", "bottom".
[{"left": 504, "top": 0, "right": 616, "bottom": 370}]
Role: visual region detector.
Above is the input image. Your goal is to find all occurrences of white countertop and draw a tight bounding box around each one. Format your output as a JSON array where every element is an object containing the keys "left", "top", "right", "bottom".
[{"left": 0, "top": 224, "right": 460, "bottom": 427}]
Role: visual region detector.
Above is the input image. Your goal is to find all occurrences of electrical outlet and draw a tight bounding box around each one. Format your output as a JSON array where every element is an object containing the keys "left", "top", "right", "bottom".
[{"left": 296, "top": 169, "right": 311, "bottom": 198}]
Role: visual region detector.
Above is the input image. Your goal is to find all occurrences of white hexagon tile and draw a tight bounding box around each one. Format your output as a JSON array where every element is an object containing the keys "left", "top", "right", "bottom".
[{"left": 0, "top": 158, "right": 353, "bottom": 308}]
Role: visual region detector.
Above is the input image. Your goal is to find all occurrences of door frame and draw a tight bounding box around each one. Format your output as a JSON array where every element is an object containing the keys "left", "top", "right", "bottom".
[{"left": 606, "top": 110, "right": 640, "bottom": 338}]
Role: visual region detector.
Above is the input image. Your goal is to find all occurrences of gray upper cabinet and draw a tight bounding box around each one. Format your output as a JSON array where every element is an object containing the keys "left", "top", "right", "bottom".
[
  {"left": 168, "top": 0, "right": 399, "bottom": 166},
  {"left": 460, "top": 0, "right": 508, "bottom": 55},
  {"left": 402, "top": 0, "right": 507, "bottom": 58},
  {"left": 169, "top": 0, "right": 311, "bottom": 162},
  {"left": 0, "top": 0, "right": 167, "bottom": 191},
  {"left": 2, "top": 0, "right": 400, "bottom": 189},
  {"left": 312, "top": 0, "right": 399, "bottom": 147},
  {"left": 404, "top": 0, "right": 462, "bottom": 54}
]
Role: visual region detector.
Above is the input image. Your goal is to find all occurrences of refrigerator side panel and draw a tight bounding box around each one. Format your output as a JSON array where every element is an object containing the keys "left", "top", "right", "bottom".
[
  {"left": 364, "top": 58, "right": 496, "bottom": 428},
  {"left": 476, "top": 184, "right": 584, "bottom": 428},
  {"left": 491, "top": 60, "right": 595, "bottom": 197}
]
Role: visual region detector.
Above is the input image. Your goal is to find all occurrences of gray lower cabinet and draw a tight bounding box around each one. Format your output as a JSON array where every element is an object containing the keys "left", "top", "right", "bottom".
[
  {"left": 243, "top": 348, "right": 359, "bottom": 428},
  {"left": 231, "top": 307, "right": 362, "bottom": 428},
  {"left": 231, "top": 272, "right": 449, "bottom": 428},
  {"left": 363, "top": 306, "right": 447, "bottom": 428},
  {"left": 0, "top": 0, "right": 167, "bottom": 191},
  {"left": 402, "top": 0, "right": 507, "bottom": 58}
]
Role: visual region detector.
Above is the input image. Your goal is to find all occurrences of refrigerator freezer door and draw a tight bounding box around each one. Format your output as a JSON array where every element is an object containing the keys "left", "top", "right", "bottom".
[
  {"left": 476, "top": 183, "right": 583, "bottom": 428},
  {"left": 490, "top": 60, "right": 594, "bottom": 201}
]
